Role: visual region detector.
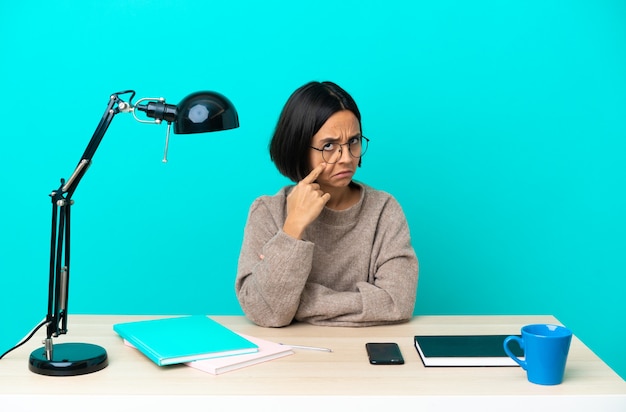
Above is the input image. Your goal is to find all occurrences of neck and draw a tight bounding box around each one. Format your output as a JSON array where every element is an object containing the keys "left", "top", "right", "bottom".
[{"left": 323, "top": 182, "right": 360, "bottom": 210}]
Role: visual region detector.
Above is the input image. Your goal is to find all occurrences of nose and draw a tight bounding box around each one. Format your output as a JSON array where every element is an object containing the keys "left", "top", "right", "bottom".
[{"left": 337, "top": 144, "right": 352, "bottom": 162}]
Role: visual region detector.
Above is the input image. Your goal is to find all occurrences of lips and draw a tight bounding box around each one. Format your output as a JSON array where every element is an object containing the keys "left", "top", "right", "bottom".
[{"left": 332, "top": 170, "right": 354, "bottom": 179}]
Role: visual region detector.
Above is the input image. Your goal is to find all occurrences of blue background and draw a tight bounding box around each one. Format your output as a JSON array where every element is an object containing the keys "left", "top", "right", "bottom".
[{"left": 1, "top": 1, "right": 624, "bottom": 379}]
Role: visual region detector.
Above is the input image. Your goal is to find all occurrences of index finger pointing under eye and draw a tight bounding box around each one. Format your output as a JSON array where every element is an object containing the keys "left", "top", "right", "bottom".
[{"left": 301, "top": 161, "right": 327, "bottom": 184}]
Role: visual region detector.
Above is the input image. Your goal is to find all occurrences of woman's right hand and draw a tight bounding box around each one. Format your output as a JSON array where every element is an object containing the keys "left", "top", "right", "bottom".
[{"left": 283, "top": 161, "right": 331, "bottom": 239}]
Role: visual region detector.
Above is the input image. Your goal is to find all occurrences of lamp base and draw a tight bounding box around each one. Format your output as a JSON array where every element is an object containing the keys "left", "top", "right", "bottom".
[{"left": 29, "top": 342, "right": 108, "bottom": 376}]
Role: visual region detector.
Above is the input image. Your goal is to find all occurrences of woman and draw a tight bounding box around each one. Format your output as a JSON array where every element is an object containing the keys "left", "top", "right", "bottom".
[{"left": 235, "top": 81, "right": 418, "bottom": 327}]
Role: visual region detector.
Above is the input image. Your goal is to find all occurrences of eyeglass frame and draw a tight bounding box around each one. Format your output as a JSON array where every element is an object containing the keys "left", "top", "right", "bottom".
[{"left": 309, "top": 135, "right": 369, "bottom": 164}]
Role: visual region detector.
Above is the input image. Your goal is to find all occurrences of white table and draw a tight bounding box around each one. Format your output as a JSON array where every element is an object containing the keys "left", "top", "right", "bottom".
[{"left": 1, "top": 315, "right": 624, "bottom": 411}]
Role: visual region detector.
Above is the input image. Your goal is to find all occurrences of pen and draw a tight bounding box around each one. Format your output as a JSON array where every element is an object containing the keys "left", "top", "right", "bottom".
[{"left": 280, "top": 343, "right": 333, "bottom": 352}]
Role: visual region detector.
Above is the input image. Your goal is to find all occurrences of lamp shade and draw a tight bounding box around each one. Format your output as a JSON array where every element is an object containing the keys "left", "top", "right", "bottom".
[{"left": 174, "top": 91, "right": 239, "bottom": 134}]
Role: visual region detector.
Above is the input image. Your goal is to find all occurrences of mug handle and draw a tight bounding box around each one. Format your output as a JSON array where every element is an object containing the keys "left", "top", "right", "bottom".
[{"left": 503, "top": 335, "right": 526, "bottom": 370}]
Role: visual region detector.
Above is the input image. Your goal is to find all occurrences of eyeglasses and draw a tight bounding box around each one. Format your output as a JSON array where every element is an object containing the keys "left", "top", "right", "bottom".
[{"left": 310, "top": 136, "right": 369, "bottom": 164}]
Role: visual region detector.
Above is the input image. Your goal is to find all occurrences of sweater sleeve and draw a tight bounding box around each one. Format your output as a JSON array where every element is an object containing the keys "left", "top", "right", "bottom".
[
  {"left": 235, "top": 197, "right": 315, "bottom": 327},
  {"left": 295, "top": 196, "right": 419, "bottom": 326}
]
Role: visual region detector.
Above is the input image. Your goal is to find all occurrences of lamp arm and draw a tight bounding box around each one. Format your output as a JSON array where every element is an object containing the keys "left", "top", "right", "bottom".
[
  {"left": 44, "top": 91, "right": 134, "bottom": 349},
  {"left": 63, "top": 91, "right": 134, "bottom": 198}
]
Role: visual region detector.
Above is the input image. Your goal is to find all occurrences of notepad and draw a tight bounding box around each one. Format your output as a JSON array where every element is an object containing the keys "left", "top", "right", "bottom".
[
  {"left": 414, "top": 335, "right": 523, "bottom": 367},
  {"left": 185, "top": 334, "right": 294, "bottom": 375},
  {"left": 113, "top": 315, "right": 258, "bottom": 366}
]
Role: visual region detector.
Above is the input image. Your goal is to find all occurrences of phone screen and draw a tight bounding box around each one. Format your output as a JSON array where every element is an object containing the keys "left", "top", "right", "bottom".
[{"left": 365, "top": 342, "right": 405, "bottom": 365}]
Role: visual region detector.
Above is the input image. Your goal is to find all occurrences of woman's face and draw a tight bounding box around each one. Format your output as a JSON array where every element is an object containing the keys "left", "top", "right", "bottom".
[{"left": 309, "top": 110, "right": 362, "bottom": 190}]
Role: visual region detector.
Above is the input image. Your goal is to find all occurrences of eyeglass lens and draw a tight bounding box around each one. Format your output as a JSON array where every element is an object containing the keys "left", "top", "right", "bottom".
[{"left": 322, "top": 137, "right": 368, "bottom": 164}]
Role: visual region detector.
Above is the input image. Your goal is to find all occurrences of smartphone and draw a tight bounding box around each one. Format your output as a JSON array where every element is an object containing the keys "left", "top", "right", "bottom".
[{"left": 365, "top": 342, "right": 404, "bottom": 365}]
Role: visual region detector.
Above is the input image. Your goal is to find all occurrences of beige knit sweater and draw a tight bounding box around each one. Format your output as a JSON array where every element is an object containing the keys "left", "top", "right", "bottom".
[{"left": 235, "top": 182, "right": 418, "bottom": 327}]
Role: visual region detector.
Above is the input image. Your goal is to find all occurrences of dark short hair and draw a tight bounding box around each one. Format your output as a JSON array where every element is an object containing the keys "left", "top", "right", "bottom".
[{"left": 269, "top": 81, "right": 362, "bottom": 182}]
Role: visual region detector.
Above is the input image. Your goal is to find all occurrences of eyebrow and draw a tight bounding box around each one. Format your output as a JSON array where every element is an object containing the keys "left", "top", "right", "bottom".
[{"left": 317, "top": 133, "right": 361, "bottom": 144}]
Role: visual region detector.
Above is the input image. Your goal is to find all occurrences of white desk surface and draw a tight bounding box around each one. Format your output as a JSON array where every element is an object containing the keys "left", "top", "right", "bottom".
[{"left": 1, "top": 315, "right": 624, "bottom": 411}]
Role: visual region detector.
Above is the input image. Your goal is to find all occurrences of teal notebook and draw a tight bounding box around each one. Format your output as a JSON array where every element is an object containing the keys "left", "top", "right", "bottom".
[{"left": 113, "top": 315, "right": 258, "bottom": 366}]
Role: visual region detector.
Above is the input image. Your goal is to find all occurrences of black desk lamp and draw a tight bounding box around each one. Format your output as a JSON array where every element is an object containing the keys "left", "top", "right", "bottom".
[{"left": 27, "top": 90, "right": 239, "bottom": 376}]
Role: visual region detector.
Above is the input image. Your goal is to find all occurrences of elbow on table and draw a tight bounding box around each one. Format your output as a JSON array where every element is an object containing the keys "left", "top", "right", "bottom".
[
  {"left": 388, "top": 298, "right": 416, "bottom": 323},
  {"left": 242, "top": 307, "right": 295, "bottom": 328},
  {"left": 236, "top": 289, "right": 294, "bottom": 327}
]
